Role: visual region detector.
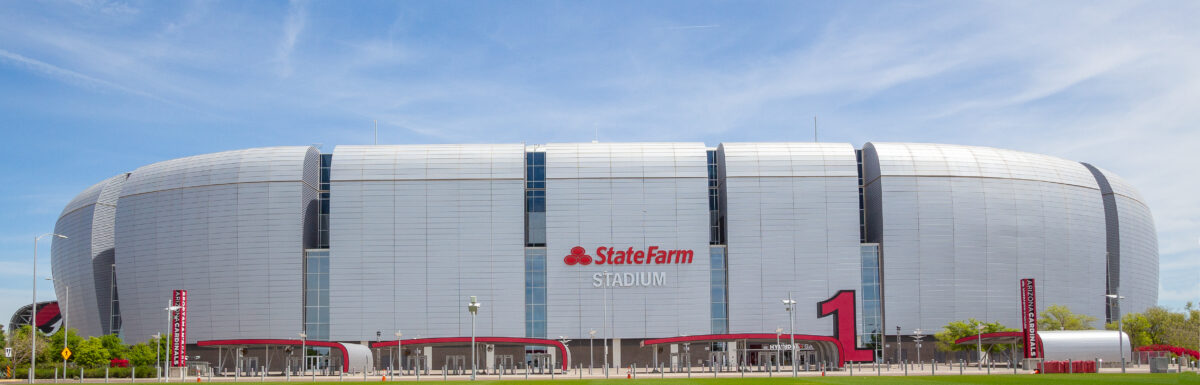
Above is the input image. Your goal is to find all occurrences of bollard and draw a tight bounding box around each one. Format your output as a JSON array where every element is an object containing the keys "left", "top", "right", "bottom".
[
  {"left": 850, "top": 361, "right": 853, "bottom": 376},
  {"left": 1068, "top": 359, "right": 1073, "bottom": 374},
  {"left": 132, "top": 366, "right": 136, "bottom": 383},
  {"left": 338, "top": 370, "right": 343, "bottom": 382},
  {"left": 362, "top": 370, "right": 366, "bottom": 382},
  {"left": 524, "top": 364, "right": 528, "bottom": 380},
  {"left": 443, "top": 365, "right": 447, "bottom": 381},
  {"left": 311, "top": 369, "right": 315, "bottom": 382},
  {"left": 903, "top": 360, "right": 907, "bottom": 376},
  {"left": 106, "top": 367, "right": 110, "bottom": 383},
  {"left": 633, "top": 364, "right": 637, "bottom": 379}
]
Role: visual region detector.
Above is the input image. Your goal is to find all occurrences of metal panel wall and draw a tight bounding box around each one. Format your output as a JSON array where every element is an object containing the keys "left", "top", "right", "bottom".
[
  {"left": 1096, "top": 168, "right": 1158, "bottom": 315},
  {"left": 721, "top": 142, "right": 861, "bottom": 336},
  {"left": 50, "top": 175, "right": 115, "bottom": 338},
  {"left": 864, "top": 142, "right": 1108, "bottom": 333},
  {"left": 543, "top": 142, "right": 710, "bottom": 339},
  {"left": 114, "top": 147, "right": 317, "bottom": 343},
  {"left": 327, "top": 144, "right": 525, "bottom": 340}
]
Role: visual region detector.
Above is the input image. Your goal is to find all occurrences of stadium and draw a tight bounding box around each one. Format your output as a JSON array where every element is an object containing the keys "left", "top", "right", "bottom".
[{"left": 34, "top": 141, "right": 1157, "bottom": 373}]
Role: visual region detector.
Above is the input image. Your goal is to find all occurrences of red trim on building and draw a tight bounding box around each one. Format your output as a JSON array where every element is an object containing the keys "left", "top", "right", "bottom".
[
  {"left": 196, "top": 339, "right": 351, "bottom": 372},
  {"left": 640, "top": 333, "right": 848, "bottom": 367},
  {"left": 371, "top": 337, "right": 570, "bottom": 372}
]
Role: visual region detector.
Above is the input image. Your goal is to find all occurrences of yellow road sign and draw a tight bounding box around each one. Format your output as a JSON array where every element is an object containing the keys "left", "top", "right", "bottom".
[{"left": 61, "top": 347, "right": 72, "bottom": 360}]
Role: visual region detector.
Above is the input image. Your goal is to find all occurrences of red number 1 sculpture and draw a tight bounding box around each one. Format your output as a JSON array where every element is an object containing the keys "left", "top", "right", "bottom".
[{"left": 817, "top": 290, "right": 877, "bottom": 362}]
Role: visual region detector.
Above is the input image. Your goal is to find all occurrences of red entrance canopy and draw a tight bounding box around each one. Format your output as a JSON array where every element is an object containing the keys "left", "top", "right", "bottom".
[
  {"left": 197, "top": 339, "right": 351, "bottom": 372},
  {"left": 640, "top": 333, "right": 848, "bottom": 367},
  {"left": 371, "top": 336, "right": 570, "bottom": 372}
]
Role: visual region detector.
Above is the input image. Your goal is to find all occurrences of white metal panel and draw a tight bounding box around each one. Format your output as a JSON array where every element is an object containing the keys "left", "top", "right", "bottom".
[
  {"left": 866, "top": 142, "right": 1108, "bottom": 333},
  {"left": 327, "top": 144, "right": 525, "bottom": 340},
  {"left": 114, "top": 146, "right": 317, "bottom": 343},
  {"left": 544, "top": 142, "right": 710, "bottom": 339},
  {"left": 721, "top": 142, "right": 861, "bottom": 336}
]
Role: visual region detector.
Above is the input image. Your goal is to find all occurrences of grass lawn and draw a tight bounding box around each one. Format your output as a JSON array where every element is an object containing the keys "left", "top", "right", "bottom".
[{"left": 233, "top": 373, "right": 1199, "bottom": 384}]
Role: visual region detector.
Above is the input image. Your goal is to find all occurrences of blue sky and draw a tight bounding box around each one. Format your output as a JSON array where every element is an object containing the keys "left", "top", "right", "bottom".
[{"left": 1, "top": 0, "right": 1197, "bottom": 324}]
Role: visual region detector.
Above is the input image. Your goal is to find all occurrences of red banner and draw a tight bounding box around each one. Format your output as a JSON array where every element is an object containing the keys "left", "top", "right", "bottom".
[
  {"left": 171, "top": 290, "right": 188, "bottom": 367},
  {"left": 1020, "top": 279, "right": 1038, "bottom": 359}
]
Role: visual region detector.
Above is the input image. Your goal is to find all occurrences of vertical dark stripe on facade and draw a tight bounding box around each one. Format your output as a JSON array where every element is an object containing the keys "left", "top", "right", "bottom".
[
  {"left": 708, "top": 149, "right": 729, "bottom": 334},
  {"left": 524, "top": 151, "right": 547, "bottom": 338},
  {"left": 1081, "top": 162, "right": 1120, "bottom": 322}
]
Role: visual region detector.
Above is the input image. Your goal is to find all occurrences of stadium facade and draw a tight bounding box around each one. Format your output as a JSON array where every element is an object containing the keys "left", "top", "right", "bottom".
[{"left": 46, "top": 142, "right": 1158, "bottom": 367}]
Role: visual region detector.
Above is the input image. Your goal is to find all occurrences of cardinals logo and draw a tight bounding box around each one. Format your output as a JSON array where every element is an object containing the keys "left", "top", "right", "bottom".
[{"left": 563, "top": 246, "right": 593, "bottom": 265}]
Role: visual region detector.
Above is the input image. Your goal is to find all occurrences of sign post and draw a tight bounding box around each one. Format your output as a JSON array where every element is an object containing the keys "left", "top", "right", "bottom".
[
  {"left": 171, "top": 290, "right": 189, "bottom": 369},
  {"left": 1020, "top": 279, "right": 1039, "bottom": 364}
]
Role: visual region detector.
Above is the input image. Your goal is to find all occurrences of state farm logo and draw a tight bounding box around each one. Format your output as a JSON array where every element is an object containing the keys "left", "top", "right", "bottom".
[
  {"left": 563, "top": 246, "right": 593, "bottom": 265},
  {"left": 563, "top": 246, "right": 694, "bottom": 265}
]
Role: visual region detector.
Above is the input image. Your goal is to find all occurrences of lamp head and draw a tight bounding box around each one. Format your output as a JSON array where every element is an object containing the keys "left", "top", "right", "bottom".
[
  {"left": 298, "top": 331, "right": 307, "bottom": 338},
  {"left": 467, "top": 296, "right": 481, "bottom": 314},
  {"left": 166, "top": 306, "right": 182, "bottom": 311},
  {"left": 395, "top": 331, "right": 402, "bottom": 338},
  {"left": 588, "top": 330, "right": 596, "bottom": 336},
  {"left": 55, "top": 234, "right": 68, "bottom": 239}
]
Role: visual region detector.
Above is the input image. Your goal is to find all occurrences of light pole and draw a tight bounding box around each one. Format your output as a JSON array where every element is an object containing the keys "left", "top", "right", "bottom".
[
  {"left": 164, "top": 303, "right": 182, "bottom": 380},
  {"left": 601, "top": 270, "right": 608, "bottom": 375},
  {"left": 1106, "top": 293, "right": 1127, "bottom": 373},
  {"left": 783, "top": 294, "right": 797, "bottom": 377},
  {"left": 976, "top": 323, "right": 984, "bottom": 368},
  {"left": 775, "top": 327, "right": 783, "bottom": 372},
  {"left": 153, "top": 333, "right": 162, "bottom": 380},
  {"left": 912, "top": 329, "right": 924, "bottom": 369},
  {"left": 558, "top": 336, "right": 570, "bottom": 375},
  {"left": 467, "top": 296, "right": 481, "bottom": 381},
  {"left": 588, "top": 330, "right": 596, "bottom": 373},
  {"left": 298, "top": 332, "right": 307, "bottom": 375},
  {"left": 394, "top": 331, "right": 402, "bottom": 376},
  {"left": 30, "top": 233, "right": 67, "bottom": 384},
  {"left": 45, "top": 277, "right": 69, "bottom": 375}
]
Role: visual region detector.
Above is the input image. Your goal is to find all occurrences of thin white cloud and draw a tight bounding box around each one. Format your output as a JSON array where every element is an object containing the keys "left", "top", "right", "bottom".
[{"left": 276, "top": 0, "right": 307, "bottom": 78}]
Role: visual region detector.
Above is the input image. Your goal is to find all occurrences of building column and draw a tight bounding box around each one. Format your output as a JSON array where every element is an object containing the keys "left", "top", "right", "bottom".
[
  {"left": 485, "top": 345, "right": 494, "bottom": 373},
  {"left": 423, "top": 347, "right": 432, "bottom": 372},
  {"left": 613, "top": 338, "right": 621, "bottom": 372}
]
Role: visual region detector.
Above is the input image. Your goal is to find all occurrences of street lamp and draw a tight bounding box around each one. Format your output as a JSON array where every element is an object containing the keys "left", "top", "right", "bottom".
[
  {"left": 164, "top": 304, "right": 182, "bottom": 379},
  {"left": 912, "top": 329, "right": 925, "bottom": 369},
  {"left": 44, "top": 277, "right": 69, "bottom": 375},
  {"left": 299, "top": 332, "right": 307, "bottom": 375},
  {"left": 976, "top": 323, "right": 985, "bottom": 368},
  {"left": 1106, "top": 294, "right": 1127, "bottom": 373},
  {"left": 467, "top": 296, "right": 481, "bottom": 381},
  {"left": 153, "top": 333, "right": 162, "bottom": 380},
  {"left": 775, "top": 327, "right": 783, "bottom": 372},
  {"left": 588, "top": 330, "right": 596, "bottom": 373},
  {"left": 782, "top": 294, "right": 797, "bottom": 377},
  {"left": 30, "top": 233, "right": 67, "bottom": 384},
  {"left": 601, "top": 270, "right": 609, "bottom": 376},
  {"left": 558, "top": 336, "right": 571, "bottom": 375},
  {"left": 400, "top": 328, "right": 410, "bottom": 376}
]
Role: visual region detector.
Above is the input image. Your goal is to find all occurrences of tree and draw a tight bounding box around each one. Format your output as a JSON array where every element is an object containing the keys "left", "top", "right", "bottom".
[
  {"left": 1039, "top": 304, "right": 1098, "bottom": 330},
  {"left": 97, "top": 334, "right": 128, "bottom": 360},
  {"left": 1108, "top": 305, "right": 1199, "bottom": 351},
  {"left": 73, "top": 337, "right": 110, "bottom": 368},
  {"left": 934, "top": 319, "right": 1018, "bottom": 362},
  {"left": 39, "top": 328, "right": 83, "bottom": 365},
  {"left": 126, "top": 344, "right": 156, "bottom": 367},
  {"left": 126, "top": 335, "right": 167, "bottom": 367},
  {"left": 6, "top": 325, "right": 48, "bottom": 367}
]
